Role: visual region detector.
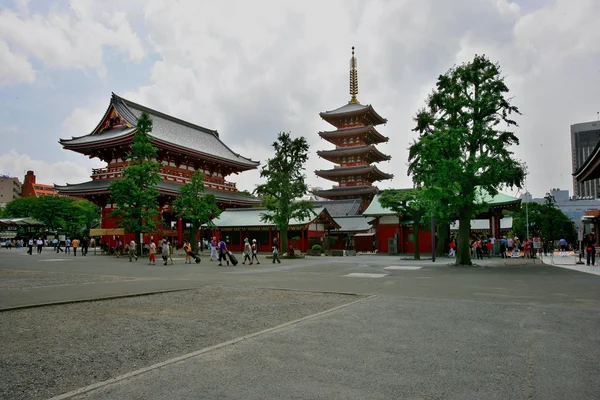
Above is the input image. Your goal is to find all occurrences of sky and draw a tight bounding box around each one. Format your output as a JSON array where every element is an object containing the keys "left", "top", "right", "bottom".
[{"left": 1, "top": 0, "right": 599, "bottom": 199}]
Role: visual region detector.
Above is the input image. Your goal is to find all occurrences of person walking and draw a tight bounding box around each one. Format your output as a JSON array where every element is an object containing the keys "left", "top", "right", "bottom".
[
  {"left": 448, "top": 237, "right": 456, "bottom": 257},
  {"left": 168, "top": 241, "right": 174, "bottom": 265},
  {"left": 115, "top": 237, "right": 121, "bottom": 258},
  {"left": 56, "top": 238, "right": 63, "bottom": 253},
  {"left": 162, "top": 239, "right": 169, "bottom": 265},
  {"left": 65, "top": 238, "right": 71, "bottom": 254},
  {"left": 72, "top": 238, "right": 79, "bottom": 256},
  {"left": 242, "top": 238, "right": 252, "bottom": 265},
  {"left": 36, "top": 237, "right": 44, "bottom": 254},
  {"left": 218, "top": 238, "right": 229, "bottom": 266},
  {"left": 209, "top": 237, "right": 218, "bottom": 261},
  {"left": 499, "top": 236, "right": 507, "bottom": 259},
  {"left": 81, "top": 237, "right": 89, "bottom": 256},
  {"left": 27, "top": 238, "right": 33, "bottom": 255},
  {"left": 251, "top": 239, "right": 260, "bottom": 264},
  {"left": 148, "top": 239, "right": 156, "bottom": 265},
  {"left": 486, "top": 240, "right": 493, "bottom": 258},
  {"left": 128, "top": 239, "right": 138, "bottom": 262},
  {"left": 183, "top": 240, "right": 192, "bottom": 264},
  {"left": 272, "top": 240, "right": 281, "bottom": 264},
  {"left": 585, "top": 233, "right": 596, "bottom": 266}
]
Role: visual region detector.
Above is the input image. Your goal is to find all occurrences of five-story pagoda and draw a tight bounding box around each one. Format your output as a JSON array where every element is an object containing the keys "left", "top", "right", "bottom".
[{"left": 314, "top": 47, "right": 393, "bottom": 209}]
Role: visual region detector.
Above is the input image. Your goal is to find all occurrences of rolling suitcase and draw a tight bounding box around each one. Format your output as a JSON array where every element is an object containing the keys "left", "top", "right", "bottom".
[
  {"left": 188, "top": 251, "right": 201, "bottom": 263},
  {"left": 227, "top": 251, "right": 238, "bottom": 266}
]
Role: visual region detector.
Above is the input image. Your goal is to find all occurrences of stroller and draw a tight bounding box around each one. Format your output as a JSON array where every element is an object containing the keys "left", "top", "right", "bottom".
[{"left": 187, "top": 250, "right": 201, "bottom": 263}]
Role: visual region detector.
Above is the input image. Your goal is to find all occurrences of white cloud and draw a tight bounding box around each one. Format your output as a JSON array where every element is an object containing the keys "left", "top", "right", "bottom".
[
  {"left": 0, "top": 149, "right": 103, "bottom": 185},
  {"left": 0, "top": 1, "right": 145, "bottom": 84},
  {"left": 0, "top": 41, "right": 35, "bottom": 85}
]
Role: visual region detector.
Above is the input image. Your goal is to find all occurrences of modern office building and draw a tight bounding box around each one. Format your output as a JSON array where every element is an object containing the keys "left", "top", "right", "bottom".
[
  {"left": 571, "top": 120, "right": 600, "bottom": 198},
  {"left": 0, "top": 175, "right": 22, "bottom": 207},
  {"left": 520, "top": 188, "right": 600, "bottom": 229}
]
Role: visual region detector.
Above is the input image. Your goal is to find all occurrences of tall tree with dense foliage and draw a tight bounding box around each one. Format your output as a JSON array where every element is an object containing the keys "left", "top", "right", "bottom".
[
  {"left": 512, "top": 194, "right": 576, "bottom": 244},
  {"left": 172, "top": 171, "right": 221, "bottom": 252},
  {"left": 254, "top": 132, "right": 313, "bottom": 253},
  {"left": 109, "top": 112, "right": 161, "bottom": 254},
  {"left": 379, "top": 188, "right": 427, "bottom": 260},
  {"left": 408, "top": 55, "right": 525, "bottom": 265}
]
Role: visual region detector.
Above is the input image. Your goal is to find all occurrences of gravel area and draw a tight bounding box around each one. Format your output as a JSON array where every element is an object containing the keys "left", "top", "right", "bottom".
[
  {"left": 0, "top": 285, "right": 362, "bottom": 400},
  {"left": 0, "top": 270, "right": 133, "bottom": 290}
]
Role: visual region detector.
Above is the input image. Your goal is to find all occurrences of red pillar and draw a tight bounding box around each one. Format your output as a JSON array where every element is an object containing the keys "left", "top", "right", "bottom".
[
  {"left": 177, "top": 216, "right": 183, "bottom": 244},
  {"left": 301, "top": 229, "right": 305, "bottom": 252},
  {"left": 268, "top": 229, "right": 272, "bottom": 252}
]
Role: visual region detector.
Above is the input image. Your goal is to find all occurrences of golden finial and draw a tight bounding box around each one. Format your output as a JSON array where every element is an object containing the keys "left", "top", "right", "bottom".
[{"left": 349, "top": 46, "right": 359, "bottom": 104}]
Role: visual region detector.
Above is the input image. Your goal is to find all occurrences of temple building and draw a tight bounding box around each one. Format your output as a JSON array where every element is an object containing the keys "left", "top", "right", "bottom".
[
  {"left": 56, "top": 93, "right": 260, "bottom": 245},
  {"left": 314, "top": 47, "right": 393, "bottom": 210}
]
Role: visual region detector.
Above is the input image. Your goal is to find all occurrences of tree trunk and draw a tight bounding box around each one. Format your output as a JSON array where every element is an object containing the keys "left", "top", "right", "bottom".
[
  {"left": 436, "top": 223, "right": 449, "bottom": 257},
  {"left": 135, "top": 230, "right": 142, "bottom": 256},
  {"left": 281, "top": 228, "right": 288, "bottom": 255},
  {"left": 456, "top": 209, "right": 472, "bottom": 266},
  {"left": 192, "top": 222, "right": 200, "bottom": 252},
  {"left": 413, "top": 222, "right": 421, "bottom": 260}
]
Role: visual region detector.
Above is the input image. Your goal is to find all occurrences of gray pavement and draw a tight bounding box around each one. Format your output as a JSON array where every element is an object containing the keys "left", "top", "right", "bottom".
[{"left": 1, "top": 248, "right": 599, "bottom": 399}]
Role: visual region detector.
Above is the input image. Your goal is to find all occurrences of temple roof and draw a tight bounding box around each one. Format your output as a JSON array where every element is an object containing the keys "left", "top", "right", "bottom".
[
  {"left": 334, "top": 215, "right": 372, "bottom": 233},
  {"left": 573, "top": 137, "right": 600, "bottom": 182},
  {"left": 59, "top": 93, "right": 259, "bottom": 170},
  {"left": 309, "top": 199, "right": 362, "bottom": 217},
  {"left": 318, "top": 125, "right": 388, "bottom": 144},
  {"left": 209, "top": 206, "right": 340, "bottom": 230},
  {"left": 317, "top": 145, "right": 390, "bottom": 162},
  {"left": 313, "top": 186, "right": 378, "bottom": 198},
  {"left": 319, "top": 103, "right": 387, "bottom": 127},
  {"left": 54, "top": 179, "right": 261, "bottom": 206},
  {"left": 315, "top": 165, "right": 393, "bottom": 181}
]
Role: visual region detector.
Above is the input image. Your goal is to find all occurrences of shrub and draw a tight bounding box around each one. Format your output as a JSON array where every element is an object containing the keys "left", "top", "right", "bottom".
[{"left": 311, "top": 244, "right": 322, "bottom": 252}]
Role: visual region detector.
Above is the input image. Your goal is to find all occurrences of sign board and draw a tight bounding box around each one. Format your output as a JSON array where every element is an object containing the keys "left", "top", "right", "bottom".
[{"left": 532, "top": 237, "right": 541, "bottom": 249}]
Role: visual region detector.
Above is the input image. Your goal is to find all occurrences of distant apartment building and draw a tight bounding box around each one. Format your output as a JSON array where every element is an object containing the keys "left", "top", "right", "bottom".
[
  {"left": 571, "top": 120, "right": 600, "bottom": 199},
  {"left": 21, "top": 170, "right": 58, "bottom": 198},
  {"left": 520, "top": 188, "right": 600, "bottom": 229},
  {"left": 0, "top": 175, "right": 22, "bottom": 207}
]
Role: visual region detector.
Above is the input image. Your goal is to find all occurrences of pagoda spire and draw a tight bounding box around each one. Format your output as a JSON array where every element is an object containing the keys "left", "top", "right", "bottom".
[{"left": 349, "top": 46, "right": 359, "bottom": 104}]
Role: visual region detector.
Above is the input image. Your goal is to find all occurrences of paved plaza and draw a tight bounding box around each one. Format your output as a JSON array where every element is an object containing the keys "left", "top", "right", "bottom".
[{"left": 0, "top": 248, "right": 599, "bottom": 399}]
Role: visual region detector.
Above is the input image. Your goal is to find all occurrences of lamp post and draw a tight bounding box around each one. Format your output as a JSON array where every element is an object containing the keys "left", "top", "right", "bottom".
[{"left": 431, "top": 211, "right": 435, "bottom": 262}]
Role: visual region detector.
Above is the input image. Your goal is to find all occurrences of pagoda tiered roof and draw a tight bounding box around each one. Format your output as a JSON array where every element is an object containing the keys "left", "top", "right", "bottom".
[
  {"left": 59, "top": 93, "right": 259, "bottom": 172},
  {"left": 319, "top": 103, "right": 387, "bottom": 128},
  {"left": 318, "top": 125, "right": 388, "bottom": 145},
  {"left": 317, "top": 145, "right": 391, "bottom": 163},
  {"left": 315, "top": 165, "right": 394, "bottom": 182},
  {"left": 313, "top": 186, "right": 378, "bottom": 199}
]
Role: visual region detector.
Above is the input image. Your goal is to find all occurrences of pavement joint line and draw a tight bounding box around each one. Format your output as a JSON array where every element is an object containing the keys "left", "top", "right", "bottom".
[
  {"left": 0, "top": 267, "right": 155, "bottom": 281},
  {"left": 216, "top": 284, "right": 369, "bottom": 297},
  {"left": 0, "top": 287, "right": 204, "bottom": 312},
  {"left": 48, "top": 294, "right": 377, "bottom": 400}
]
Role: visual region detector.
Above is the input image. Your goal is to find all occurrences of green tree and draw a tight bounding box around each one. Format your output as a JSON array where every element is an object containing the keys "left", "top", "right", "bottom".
[
  {"left": 172, "top": 171, "right": 221, "bottom": 252},
  {"left": 63, "top": 199, "right": 99, "bottom": 238},
  {"left": 512, "top": 195, "right": 576, "bottom": 244},
  {"left": 254, "top": 132, "right": 313, "bottom": 253},
  {"left": 3, "top": 197, "right": 40, "bottom": 219},
  {"left": 379, "top": 188, "right": 427, "bottom": 260},
  {"left": 109, "top": 112, "right": 161, "bottom": 255},
  {"left": 408, "top": 55, "right": 525, "bottom": 265}
]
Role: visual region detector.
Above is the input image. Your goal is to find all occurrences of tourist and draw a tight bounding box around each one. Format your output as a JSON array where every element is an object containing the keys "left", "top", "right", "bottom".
[
  {"left": 218, "top": 238, "right": 229, "bottom": 266},
  {"left": 115, "top": 237, "right": 121, "bottom": 258},
  {"left": 251, "top": 239, "right": 260, "bottom": 264},
  {"left": 168, "top": 241, "right": 174, "bottom": 265},
  {"left": 586, "top": 234, "right": 595, "bottom": 266},
  {"left": 162, "top": 239, "right": 169, "bottom": 265},
  {"left": 272, "top": 241, "right": 281, "bottom": 264},
  {"left": 36, "top": 237, "right": 43, "bottom": 254},
  {"left": 56, "top": 239, "right": 63, "bottom": 253},
  {"left": 52, "top": 238, "right": 58, "bottom": 251},
  {"left": 65, "top": 238, "right": 71, "bottom": 254},
  {"left": 81, "top": 237, "right": 89, "bottom": 256},
  {"left": 72, "top": 237, "right": 79, "bottom": 256},
  {"left": 242, "top": 238, "right": 252, "bottom": 265},
  {"left": 499, "top": 236, "right": 507, "bottom": 259},
  {"left": 507, "top": 236, "right": 513, "bottom": 254},
  {"left": 448, "top": 237, "right": 456, "bottom": 257},
  {"left": 559, "top": 237, "right": 568, "bottom": 257},
  {"left": 209, "top": 236, "right": 218, "bottom": 261},
  {"left": 486, "top": 240, "right": 493, "bottom": 258},
  {"left": 197, "top": 238, "right": 203, "bottom": 253},
  {"left": 128, "top": 239, "right": 138, "bottom": 262},
  {"left": 27, "top": 238, "right": 33, "bottom": 255},
  {"left": 148, "top": 239, "right": 156, "bottom": 265},
  {"left": 183, "top": 240, "right": 192, "bottom": 264}
]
